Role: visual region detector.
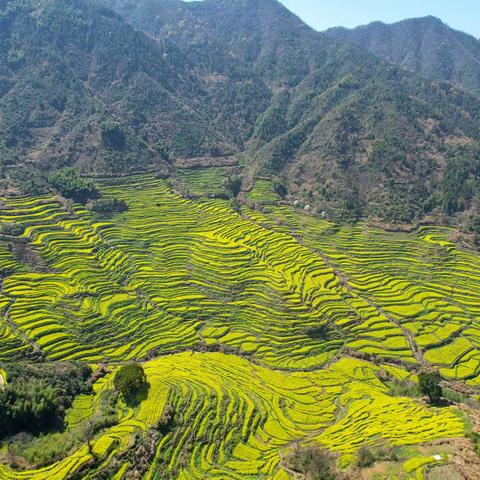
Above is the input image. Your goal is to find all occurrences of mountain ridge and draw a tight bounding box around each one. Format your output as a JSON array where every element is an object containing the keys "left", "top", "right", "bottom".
[{"left": 325, "top": 15, "right": 480, "bottom": 97}]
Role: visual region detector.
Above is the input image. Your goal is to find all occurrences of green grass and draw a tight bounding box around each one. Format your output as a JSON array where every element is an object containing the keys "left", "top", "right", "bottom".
[{"left": 175, "top": 167, "right": 227, "bottom": 197}]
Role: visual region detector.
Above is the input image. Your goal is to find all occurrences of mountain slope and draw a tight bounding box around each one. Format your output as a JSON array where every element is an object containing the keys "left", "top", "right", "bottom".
[
  {"left": 0, "top": 0, "right": 233, "bottom": 182},
  {"left": 106, "top": 0, "right": 480, "bottom": 224},
  {"left": 2, "top": 0, "right": 480, "bottom": 227},
  {"left": 325, "top": 16, "right": 480, "bottom": 97}
]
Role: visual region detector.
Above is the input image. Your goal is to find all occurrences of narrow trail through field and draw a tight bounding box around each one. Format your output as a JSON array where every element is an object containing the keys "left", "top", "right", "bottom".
[
  {"left": 5, "top": 309, "right": 42, "bottom": 354},
  {"left": 244, "top": 211, "right": 429, "bottom": 369},
  {"left": 315, "top": 250, "right": 427, "bottom": 367},
  {"left": 0, "top": 275, "right": 42, "bottom": 355}
]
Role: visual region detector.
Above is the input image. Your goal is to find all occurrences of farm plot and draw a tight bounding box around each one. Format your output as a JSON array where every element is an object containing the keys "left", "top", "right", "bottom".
[
  {"left": 3, "top": 175, "right": 480, "bottom": 378},
  {"left": 0, "top": 176, "right": 404, "bottom": 368},
  {"left": 0, "top": 353, "right": 464, "bottom": 479},
  {"left": 1, "top": 175, "right": 480, "bottom": 479},
  {"left": 175, "top": 167, "right": 227, "bottom": 198},
  {"left": 259, "top": 206, "right": 480, "bottom": 384}
]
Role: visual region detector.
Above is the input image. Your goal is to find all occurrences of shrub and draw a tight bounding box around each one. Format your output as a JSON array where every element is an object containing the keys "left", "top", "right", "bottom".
[
  {"left": 357, "top": 446, "right": 375, "bottom": 468},
  {"left": 273, "top": 181, "right": 287, "bottom": 199},
  {"left": 387, "top": 378, "right": 420, "bottom": 398},
  {"left": 0, "top": 221, "right": 25, "bottom": 236},
  {"left": 230, "top": 197, "right": 241, "bottom": 212},
  {"left": 113, "top": 363, "right": 147, "bottom": 401},
  {"left": 286, "top": 445, "right": 336, "bottom": 480},
  {"left": 224, "top": 175, "right": 242, "bottom": 198},
  {"left": 468, "top": 432, "right": 480, "bottom": 456},
  {"left": 357, "top": 444, "right": 399, "bottom": 468}
]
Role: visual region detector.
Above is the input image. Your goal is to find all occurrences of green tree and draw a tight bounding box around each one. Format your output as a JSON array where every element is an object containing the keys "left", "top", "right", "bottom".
[
  {"left": 0, "top": 222, "right": 25, "bottom": 236},
  {"left": 286, "top": 445, "right": 336, "bottom": 480},
  {"left": 418, "top": 371, "right": 443, "bottom": 404},
  {"left": 273, "top": 181, "right": 287, "bottom": 199},
  {"left": 101, "top": 120, "right": 126, "bottom": 151},
  {"left": 113, "top": 363, "right": 147, "bottom": 401},
  {"left": 357, "top": 446, "right": 375, "bottom": 468},
  {"left": 224, "top": 176, "right": 243, "bottom": 198}
]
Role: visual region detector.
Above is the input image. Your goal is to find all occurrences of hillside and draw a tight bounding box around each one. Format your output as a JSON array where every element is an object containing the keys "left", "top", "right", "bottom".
[
  {"left": 0, "top": 0, "right": 233, "bottom": 182},
  {"left": 105, "top": 0, "right": 480, "bottom": 226},
  {"left": 326, "top": 16, "right": 480, "bottom": 97},
  {"left": 1, "top": 172, "right": 480, "bottom": 478}
]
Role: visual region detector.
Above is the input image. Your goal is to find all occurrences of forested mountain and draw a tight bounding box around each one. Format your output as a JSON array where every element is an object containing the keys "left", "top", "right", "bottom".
[
  {"left": 104, "top": 0, "right": 480, "bottom": 225},
  {"left": 2, "top": 0, "right": 480, "bottom": 226},
  {"left": 0, "top": 0, "right": 232, "bottom": 181},
  {"left": 326, "top": 16, "right": 480, "bottom": 97}
]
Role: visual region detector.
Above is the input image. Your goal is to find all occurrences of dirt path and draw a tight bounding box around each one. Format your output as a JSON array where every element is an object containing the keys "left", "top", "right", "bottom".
[{"left": 324, "top": 258, "right": 427, "bottom": 368}]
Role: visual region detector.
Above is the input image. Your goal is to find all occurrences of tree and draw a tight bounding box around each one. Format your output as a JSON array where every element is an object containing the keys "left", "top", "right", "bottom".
[
  {"left": 101, "top": 119, "right": 126, "bottom": 151},
  {"left": 0, "top": 222, "right": 25, "bottom": 236},
  {"left": 286, "top": 445, "right": 336, "bottom": 480},
  {"left": 113, "top": 363, "right": 147, "bottom": 401},
  {"left": 418, "top": 371, "right": 443, "bottom": 404},
  {"left": 224, "top": 176, "right": 242, "bottom": 198},
  {"left": 86, "top": 198, "right": 128, "bottom": 214},
  {"left": 357, "top": 446, "right": 375, "bottom": 468},
  {"left": 273, "top": 181, "right": 287, "bottom": 199}
]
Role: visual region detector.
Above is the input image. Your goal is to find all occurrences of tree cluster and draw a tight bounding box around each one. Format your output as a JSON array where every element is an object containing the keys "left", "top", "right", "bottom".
[
  {"left": 0, "top": 362, "right": 92, "bottom": 438},
  {"left": 113, "top": 363, "right": 147, "bottom": 403},
  {"left": 86, "top": 198, "right": 128, "bottom": 214},
  {"left": 48, "top": 169, "right": 98, "bottom": 203},
  {"left": 285, "top": 445, "right": 337, "bottom": 480},
  {"left": 418, "top": 370, "right": 443, "bottom": 404}
]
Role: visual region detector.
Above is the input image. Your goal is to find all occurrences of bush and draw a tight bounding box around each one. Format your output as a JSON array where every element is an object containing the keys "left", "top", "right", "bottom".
[
  {"left": 286, "top": 445, "right": 336, "bottom": 480},
  {"left": 224, "top": 176, "right": 242, "bottom": 198},
  {"left": 0, "top": 221, "right": 25, "bottom": 236},
  {"left": 357, "top": 446, "right": 375, "bottom": 468},
  {"left": 230, "top": 197, "right": 241, "bottom": 212},
  {"left": 113, "top": 363, "right": 147, "bottom": 401},
  {"left": 418, "top": 371, "right": 443, "bottom": 404},
  {"left": 386, "top": 378, "right": 420, "bottom": 398},
  {"left": 357, "top": 444, "right": 399, "bottom": 468},
  {"left": 49, "top": 168, "right": 98, "bottom": 203},
  {"left": 468, "top": 432, "right": 480, "bottom": 456},
  {"left": 86, "top": 198, "right": 128, "bottom": 213},
  {"left": 273, "top": 181, "right": 287, "bottom": 199}
]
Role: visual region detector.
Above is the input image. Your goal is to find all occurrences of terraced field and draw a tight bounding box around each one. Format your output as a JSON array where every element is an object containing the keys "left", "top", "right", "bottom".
[
  {"left": 0, "top": 354, "right": 464, "bottom": 479},
  {"left": 1, "top": 173, "right": 480, "bottom": 478}
]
